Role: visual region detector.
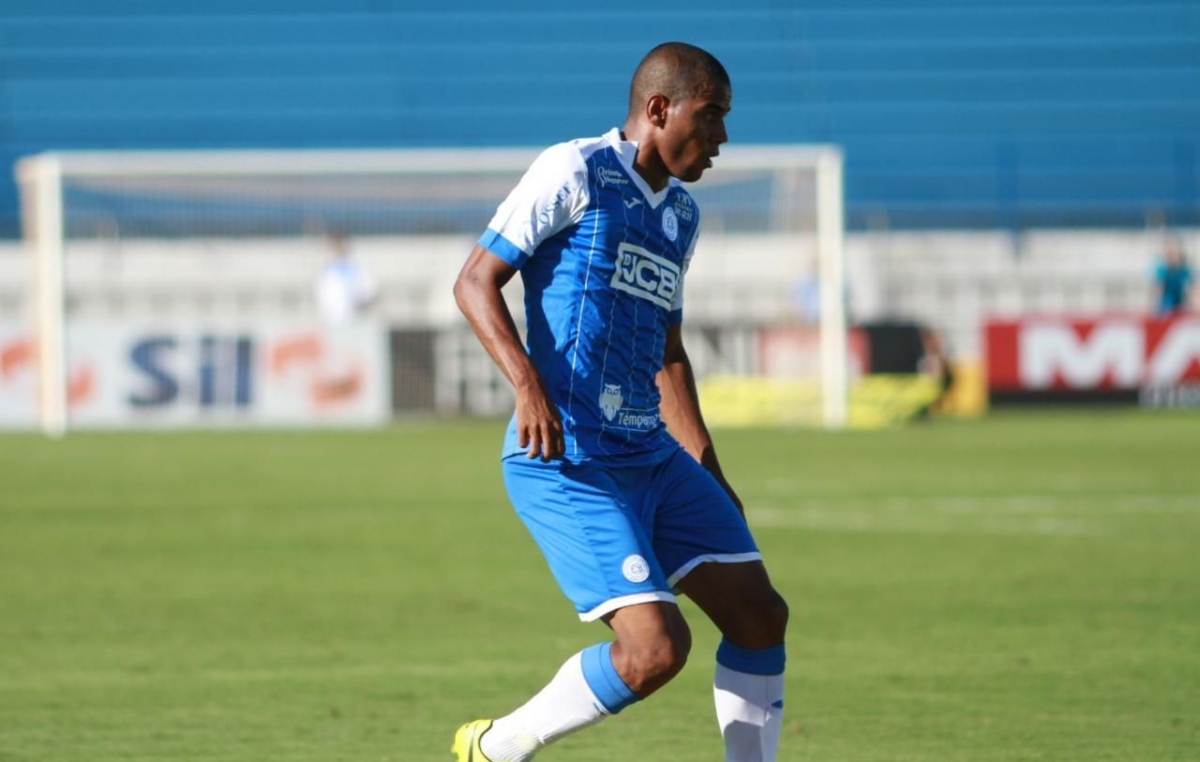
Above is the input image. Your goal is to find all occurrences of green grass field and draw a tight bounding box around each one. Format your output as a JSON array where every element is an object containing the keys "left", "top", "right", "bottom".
[{"left": 2, "top": 409, "right": 1198, "bottom": 761}]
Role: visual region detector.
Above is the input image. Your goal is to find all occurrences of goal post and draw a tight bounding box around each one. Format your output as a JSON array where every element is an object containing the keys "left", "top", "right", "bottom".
[
  {"left": 14, "top": 144, "right": 846, "bottom": 435},
  {"left": 16, "top": 155, "right": 68, "bottom": 437}
]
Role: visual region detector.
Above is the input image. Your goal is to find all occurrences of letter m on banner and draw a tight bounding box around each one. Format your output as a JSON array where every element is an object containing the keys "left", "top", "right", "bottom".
[
  {"left": 1021, "top": 320, "right": 1142, "bottom": 389},
  {"left": 987, "top": 316, "right": 1200, "bottom": 391}
]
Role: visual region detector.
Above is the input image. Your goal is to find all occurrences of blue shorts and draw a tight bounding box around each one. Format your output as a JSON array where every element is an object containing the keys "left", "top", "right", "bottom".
[{"left": 501, "top": 445, "right": 761, "bottom": 621}]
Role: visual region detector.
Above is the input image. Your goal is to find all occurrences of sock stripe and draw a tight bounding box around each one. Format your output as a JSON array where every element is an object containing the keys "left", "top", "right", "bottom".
[
  {"left": 580, "top": 642, "right": 639, "bottom": 714},
  {"left": 715, "top": 638, "right": 786, "bottom": 675}
]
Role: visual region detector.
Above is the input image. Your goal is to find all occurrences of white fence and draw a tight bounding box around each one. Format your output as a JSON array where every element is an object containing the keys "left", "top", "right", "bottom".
[{"left": 0, "top": 228, "right": 1192, "bottom": 363}]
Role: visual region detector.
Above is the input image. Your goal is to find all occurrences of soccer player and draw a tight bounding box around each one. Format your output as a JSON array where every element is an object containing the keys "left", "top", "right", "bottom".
[{"left": 451, "top": 42, "right": 789, "bottom": 762}]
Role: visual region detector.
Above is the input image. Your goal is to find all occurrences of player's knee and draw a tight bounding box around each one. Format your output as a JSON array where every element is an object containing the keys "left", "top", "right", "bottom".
[
  {"left": 619, "top": 625, "right": 691, "bottom": 694},
  {"left": 761, "top": 588, "right": 789, "bottom": 641},
  {"left": 648, "top": 635, "right": 691, "bottom": 687},
  {"left": 643, "top": 623, "right": 691, "bottom": 679},
  {"left": 651, "top": 629, "right": 691, "bottom": 679},
  {"left": 729, "top": 587, "right": 789, "bottom": 647}
]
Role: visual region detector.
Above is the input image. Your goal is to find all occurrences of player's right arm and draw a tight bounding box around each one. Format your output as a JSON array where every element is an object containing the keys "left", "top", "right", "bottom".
[
  {"left": 455, "top": 142, "right": 589, "bottom": 460},
  {"left": 454, "top": 246, "right": 564, "bottom": 461}
]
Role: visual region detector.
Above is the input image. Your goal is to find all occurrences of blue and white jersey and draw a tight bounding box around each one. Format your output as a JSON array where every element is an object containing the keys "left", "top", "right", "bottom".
[{"left": 479, "top": 128, "right": 701, "bottom": 463}]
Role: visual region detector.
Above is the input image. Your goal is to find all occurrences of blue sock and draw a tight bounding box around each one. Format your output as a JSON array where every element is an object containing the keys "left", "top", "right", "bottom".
[
  {"left": 716, "top": 638, "right": 786, "bottom": 675},
  {"left": 580, "top": 642, "right": 640, "bottom": 714}
]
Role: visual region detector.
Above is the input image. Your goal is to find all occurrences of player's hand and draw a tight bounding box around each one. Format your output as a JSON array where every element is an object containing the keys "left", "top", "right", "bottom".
[{"left": 515, "top": 387, "right": 565, "bottom": 461}]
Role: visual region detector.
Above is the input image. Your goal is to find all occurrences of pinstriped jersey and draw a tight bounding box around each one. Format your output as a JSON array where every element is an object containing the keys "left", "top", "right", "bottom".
[{"left": 479, "top": 128, "right": 701, "bottom": 463}]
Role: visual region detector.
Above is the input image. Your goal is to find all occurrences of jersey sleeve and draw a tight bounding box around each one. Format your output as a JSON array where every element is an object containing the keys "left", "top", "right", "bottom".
[{"left": 478, "top": 143, "right": 590, "bottom": 269}]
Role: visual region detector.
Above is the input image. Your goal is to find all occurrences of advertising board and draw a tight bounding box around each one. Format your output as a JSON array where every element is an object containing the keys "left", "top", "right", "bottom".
[
  {"left": 986, "top": 315, "right": 1200, "bottom": 405},
  {"left": 0, "top": 323, "right": 389, "bottom": 428}
]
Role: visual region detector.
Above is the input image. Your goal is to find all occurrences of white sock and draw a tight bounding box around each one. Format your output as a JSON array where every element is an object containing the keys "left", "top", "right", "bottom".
[
  {"left": 714, "top": 662, "right": 785, "bottom": 762},
  {"left": 481, "top": 651, "right": 610, "bottom": 762}
]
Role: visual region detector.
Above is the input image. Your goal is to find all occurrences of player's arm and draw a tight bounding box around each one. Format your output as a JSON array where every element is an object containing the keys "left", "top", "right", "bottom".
[
  {"left": 453, "top": 245, "right": 564, "bottom": 460},
  {"left": 658, "top": 323, "right": 744, "bottom": 514}
]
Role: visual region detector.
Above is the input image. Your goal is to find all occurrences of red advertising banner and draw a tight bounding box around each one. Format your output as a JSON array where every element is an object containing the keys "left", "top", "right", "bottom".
[{"left": 986, "top": 314, "right": 1200, "bottom": 391}]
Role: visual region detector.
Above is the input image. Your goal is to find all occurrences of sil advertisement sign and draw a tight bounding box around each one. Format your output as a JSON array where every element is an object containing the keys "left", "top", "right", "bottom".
[{"left": 0, "top": 323, "right": 389, "bottom": 429}]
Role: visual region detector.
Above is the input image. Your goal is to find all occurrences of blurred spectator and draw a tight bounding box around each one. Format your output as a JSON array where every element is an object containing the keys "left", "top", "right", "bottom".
[
  {"left": 918, "top": 327, "right": 954, "bottom": 416},
  {"left": 791, "top": 269, "right": 821, "bottom": 324},
  {"left": 315, "top": 231, "right": 376, "bottom": 326},
  {"left": 1150, "top": 237, "right": 1194, "bottom": 316},
  {"left": 790, "top": 258, "right": 851, "bottom": 325}
]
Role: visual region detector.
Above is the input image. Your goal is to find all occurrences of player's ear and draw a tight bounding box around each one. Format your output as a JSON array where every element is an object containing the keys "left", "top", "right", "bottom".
[{"left": 646, "top": 93, "right": 670, "bottom": 128}]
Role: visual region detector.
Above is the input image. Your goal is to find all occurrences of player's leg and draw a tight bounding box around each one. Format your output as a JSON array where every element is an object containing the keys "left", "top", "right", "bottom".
[
  {"left": 603, "top": 598, "right": 692, "bottom": 697},
  {"left": 458, "top": 456, "right": 686, "bottom": 762},
  {"left": 651, "top": 448, "right": 789, "bottom": 762},
  {"left": 675, "top": 560, "right": 789, "bottom": 762},
  {"left": 459, "top": 600, "right": 690, "bottom": 762},
  {"left": 674, "top": 558, "right": 788, "bottom": 648}
]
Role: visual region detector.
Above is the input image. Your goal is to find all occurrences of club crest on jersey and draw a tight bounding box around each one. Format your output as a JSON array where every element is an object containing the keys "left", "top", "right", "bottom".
[
  {"left": 611, "top": 242, "right": 680, "bottom": 310},
  {"left": 597, "top": 166, "right": 629, "bottom": 188},
  {"left": 599, "top": 384, "right": 624, "bottom": 421},
  {"left": 662, "top": 206, "right": 679, "bottom": 241}
]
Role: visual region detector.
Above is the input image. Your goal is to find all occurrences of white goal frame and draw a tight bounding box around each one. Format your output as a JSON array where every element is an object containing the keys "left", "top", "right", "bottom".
[{"left": 15, "top": 145, "right": 845, "bottom": 436}]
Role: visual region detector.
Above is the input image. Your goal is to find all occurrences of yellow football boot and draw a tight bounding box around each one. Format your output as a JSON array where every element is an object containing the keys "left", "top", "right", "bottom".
[{"left": 452, "top": 719, "right": 502, "bottom": 762}]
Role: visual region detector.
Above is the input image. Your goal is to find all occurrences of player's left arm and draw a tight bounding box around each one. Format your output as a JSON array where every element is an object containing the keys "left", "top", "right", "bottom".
[{"left": 658, "top": 323, "right": 744, "bottom": 514}]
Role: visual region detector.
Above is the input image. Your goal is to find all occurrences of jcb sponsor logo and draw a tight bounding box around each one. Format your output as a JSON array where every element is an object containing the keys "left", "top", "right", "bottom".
[{"left": 611, "top": 243, "right": 679, "bottom": 310}]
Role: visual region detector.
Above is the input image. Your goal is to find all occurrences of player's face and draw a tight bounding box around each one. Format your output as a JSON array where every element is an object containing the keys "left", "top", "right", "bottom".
[{"left": 662, "top": 79, "right": 731, "bottom": 183}]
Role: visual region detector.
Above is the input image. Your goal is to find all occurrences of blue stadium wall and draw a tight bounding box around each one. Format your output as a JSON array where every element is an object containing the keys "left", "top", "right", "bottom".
[{"left": 1, "top": 0, "right": 1197, "bottom": 237}]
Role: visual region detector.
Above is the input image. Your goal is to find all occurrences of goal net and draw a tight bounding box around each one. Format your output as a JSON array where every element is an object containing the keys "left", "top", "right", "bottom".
[{"left": 14, "top": 145, "right": 845, "bottom": 435}]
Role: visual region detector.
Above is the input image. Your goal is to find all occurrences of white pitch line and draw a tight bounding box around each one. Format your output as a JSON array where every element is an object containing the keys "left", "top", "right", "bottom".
[
  {"left": 752, "top": 492, "right": 1199, "bottom": 514},
  {"left": 749, "top": 505, "right": 1098, "bottom": 536},
  {"left": 747, "top": 492, "right": 1199, "bottom": 537}
]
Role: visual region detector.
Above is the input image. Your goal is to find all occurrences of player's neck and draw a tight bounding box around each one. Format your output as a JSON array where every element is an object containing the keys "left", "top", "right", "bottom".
[{"left": 620, "top": 127, "right": 670, "bottom": 193}]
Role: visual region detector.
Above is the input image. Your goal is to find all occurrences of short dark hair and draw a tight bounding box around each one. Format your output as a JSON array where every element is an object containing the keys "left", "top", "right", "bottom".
[{"left": 628, "top": 42, "right": 730, "bottom": 117}]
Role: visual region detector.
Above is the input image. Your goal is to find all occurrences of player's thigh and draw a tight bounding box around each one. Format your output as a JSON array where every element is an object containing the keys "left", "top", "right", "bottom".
[
  {"left": 648, "top": 447, "right": 761, "bottom": 588},
  {"left": 673, "top": 558, "right": 788, "bottom": 648},
  {"left": 502, "top": 456, "right": 674, "bottom": 621}
]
